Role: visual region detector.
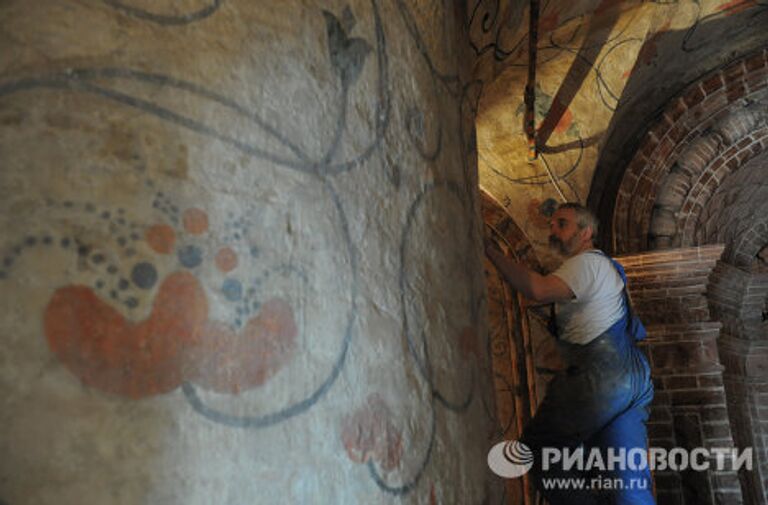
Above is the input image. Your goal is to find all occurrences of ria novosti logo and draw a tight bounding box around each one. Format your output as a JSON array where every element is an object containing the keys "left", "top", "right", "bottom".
[
  {"left": 487, "top": 440, "right": 534, "bottom": 478},
  {"left": 488, "top": 441, "right": 754, "bottom": 478}
]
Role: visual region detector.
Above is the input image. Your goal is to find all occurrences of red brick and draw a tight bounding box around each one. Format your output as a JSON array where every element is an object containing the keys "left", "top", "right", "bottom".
[
  {"left": 666, "top": 98, "right": 688, "bottom": 122},
  {"left": 726, "top": 83, "right": 746, "bottom": 102},
  {"left": 641, "top": 137, "right": 659, "bottom": 159},
  {"left": 648, "top": 423, "right": 674, "bottom": 439},
  {"left": 722, "top": 145, "right": 739, "bottom": 159},
  {"left": 745, "top": 52, "right": 766, "bottom": 72},
  {"left": 736, "top": 149, "right": 753, "bottom": 165},
  {"left": 703, "top": 422, "right": 732, "bottom": 439},
  {"left": 713, "top": 473, "right": 742, "bottom": 491},
  {"left": 702, "top": 73, "right": 725, "bottom": 94},
  {"left": 651, "top": 116, "right": 674, "bottom": 142},
  {"left": 657, "top": 137, "right": 675, "bottom": 162},
  {"left": 665, "top": 375, "right": 699, "bottom": 390},
  {"left": 723, "top": 62, "right": 746, "bottom": 84},
  {"left": 745, "top": 70, "right": 768, "bottom": 93},
  {"left": 668, "top": 124, "right": 688, "bottom": 144},
  {"left": 737, "top": 137, "right": 753, "bottom": 149},
  {"left": 699, "top": 375, "right": 724, "bottom": 387},
  {"left": 683, "top": 84, "right": 706, "bottom": 108},
  {"left": 701, "top": 406, "right": 730, "bottom": 422}
]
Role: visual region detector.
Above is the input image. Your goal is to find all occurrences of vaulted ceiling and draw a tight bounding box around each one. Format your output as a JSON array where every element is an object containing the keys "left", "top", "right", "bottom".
[{"left": 470, "top": 0, "right": 768, "bottom": 267}]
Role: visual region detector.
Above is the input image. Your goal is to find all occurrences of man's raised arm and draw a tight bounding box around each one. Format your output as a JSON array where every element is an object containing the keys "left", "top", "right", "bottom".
[{"left": 484, "top": 243, "right": 574, "bottom": 304}]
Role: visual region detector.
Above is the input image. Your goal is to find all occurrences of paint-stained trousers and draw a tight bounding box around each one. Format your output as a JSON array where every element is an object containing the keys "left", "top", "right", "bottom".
[{"left": 521, "top": 318, "right": 655, "bottom": 505}]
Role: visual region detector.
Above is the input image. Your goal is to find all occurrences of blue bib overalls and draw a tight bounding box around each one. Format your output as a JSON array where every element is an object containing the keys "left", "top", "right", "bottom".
[{"left": 520, "top": 255, "right": 655, "bottom": 505}]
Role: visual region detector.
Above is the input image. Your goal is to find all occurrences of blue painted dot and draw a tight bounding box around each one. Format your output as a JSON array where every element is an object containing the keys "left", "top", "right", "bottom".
[
  {"left": 250, "top": 246, "right": 260, "bottom": 257},
  {"left": 222, "top": 278, "right": 243, "bottom": 302},
  {"left": 178, "top": 245, "right": 203, "bottom": 269},
  {"left": 540, "top": 198, "right": 559, "bottom": 217},
  {"left": 131, "top": 262, "right": 158, "bottom": 289}
]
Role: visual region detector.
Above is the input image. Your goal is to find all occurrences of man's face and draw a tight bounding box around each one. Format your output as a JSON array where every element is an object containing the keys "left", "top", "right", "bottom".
[{"left": 548, "top": 208, "right": 585, "bottom": 257}]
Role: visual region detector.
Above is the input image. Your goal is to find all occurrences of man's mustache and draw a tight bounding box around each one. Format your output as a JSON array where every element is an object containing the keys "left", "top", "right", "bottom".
[{"left": 549, "top": 235, "right": 568, "bottom": 255}]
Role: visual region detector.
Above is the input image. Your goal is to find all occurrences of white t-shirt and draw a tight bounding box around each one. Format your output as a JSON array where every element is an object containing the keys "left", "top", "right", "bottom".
[{"left": 551, "top": 250, "right": 625, "bottom": 345}]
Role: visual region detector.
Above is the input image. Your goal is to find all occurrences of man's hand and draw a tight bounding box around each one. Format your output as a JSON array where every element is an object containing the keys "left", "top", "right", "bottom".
[{"left": 484, "top": 237, "right": 505, "bottom": 261}]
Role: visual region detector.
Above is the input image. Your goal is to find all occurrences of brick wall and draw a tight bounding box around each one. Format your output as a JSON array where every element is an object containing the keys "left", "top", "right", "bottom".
[
  {"left": 709, "top": 261, "right": 768, "bottom": 504},
  {"left": 610, "top": 50, "right": 768, "bottom": 504},
  {"left": 619, "top": 245, "right": 745, "bottom": 504}
]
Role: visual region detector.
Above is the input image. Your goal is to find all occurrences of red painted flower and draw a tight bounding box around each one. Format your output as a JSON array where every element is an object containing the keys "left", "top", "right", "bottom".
[
  {"left": 184, "top": 298, "right": 297, "bottom": 394},
  {"left": 341, "top": 393, "right": 403, "bottom": 471},
  {"left": 45, "top": 271, "right": 208, "bottom": 398}
]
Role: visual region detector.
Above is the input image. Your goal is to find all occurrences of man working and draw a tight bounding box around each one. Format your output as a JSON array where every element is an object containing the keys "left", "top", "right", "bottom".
[{"left": 485, "top": 202, "right": 654, "bottom": 505}]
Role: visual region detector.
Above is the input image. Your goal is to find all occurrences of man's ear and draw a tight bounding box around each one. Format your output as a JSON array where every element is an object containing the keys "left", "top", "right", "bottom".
[{"left": 580, "top": 226, "right": 593, "bottom": 243}]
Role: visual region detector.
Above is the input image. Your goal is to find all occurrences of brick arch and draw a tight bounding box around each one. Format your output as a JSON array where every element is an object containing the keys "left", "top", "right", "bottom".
[
  {"left": 479, "top": 188, "right": 542, "bottom": 505},
  {"left": 611, "top": 48, "right": 768, "bottom": 255},
  {"left": 695, "top": 150, "right": 768, "bottom": 266},
  {"left": 676, "top": 108, "right": 767, "bottom": 246},
  {"left": 480, "top": 189, "right": 540, "bottom": 267},
  {"left": 731, "top": 216, "right": 768, "bottom": 267}
]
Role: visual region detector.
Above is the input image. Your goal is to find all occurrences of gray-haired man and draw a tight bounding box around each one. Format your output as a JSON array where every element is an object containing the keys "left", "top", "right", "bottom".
[{"left": 486, "top": 203, "right": 655, "bottom": 505}]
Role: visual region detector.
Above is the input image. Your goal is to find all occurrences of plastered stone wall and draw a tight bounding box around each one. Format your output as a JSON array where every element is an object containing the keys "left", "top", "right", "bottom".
[{"left": 0, "top": 1, "right": 498, "bottom": 503}]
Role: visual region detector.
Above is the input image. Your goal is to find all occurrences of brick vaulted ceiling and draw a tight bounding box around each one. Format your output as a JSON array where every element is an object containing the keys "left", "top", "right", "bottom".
[
  {"left": 470, "top": 0, "right": 768, "bottom": 268},
  {"left": 612, "top": 51, "right": 768, "bottom": 267}
]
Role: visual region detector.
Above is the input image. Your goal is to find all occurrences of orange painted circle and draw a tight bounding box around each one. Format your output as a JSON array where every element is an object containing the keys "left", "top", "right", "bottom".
[
  {"left": 145, "top": 224, "right": 176, "bottom": 254},
  {"left": 215, "top": 247, "right": 238, "bottom": 272},
  {"left": 183, "top": 208, "right": 209, "bottom": 235}
]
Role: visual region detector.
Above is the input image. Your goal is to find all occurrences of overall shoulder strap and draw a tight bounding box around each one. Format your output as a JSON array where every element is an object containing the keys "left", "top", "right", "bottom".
[
  {"left": 586, "top": 251, "right": 647, "bottom": 340},
  {"left": 586, "top": 250, "right": 635, "bottom": 312},
  {"left": 586, "top": 250, "right": 628, "bottom": 286}
]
